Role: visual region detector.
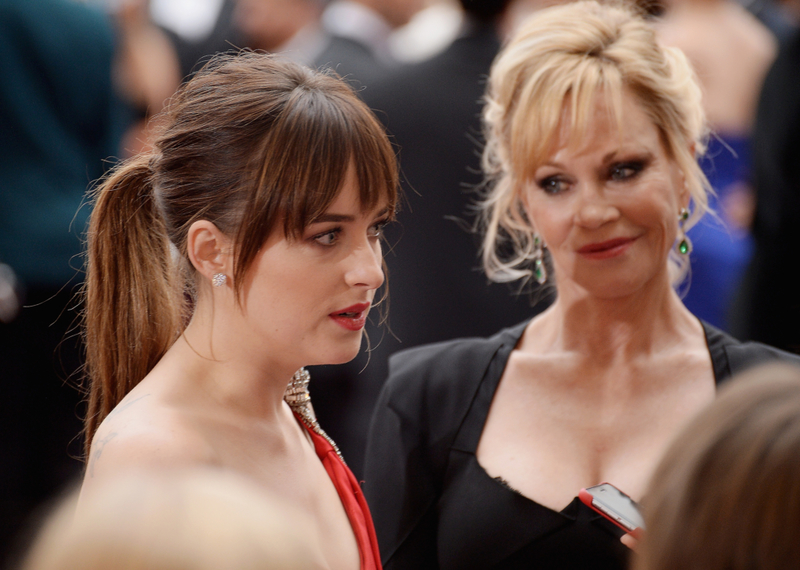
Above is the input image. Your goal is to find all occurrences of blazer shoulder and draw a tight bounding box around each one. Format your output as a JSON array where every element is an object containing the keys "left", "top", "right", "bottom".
[
  {"left": 382, "top": 321, "right": 528, "bottom": 421},
  {"left": 704, "top": 321, "right": 800, "bottom": 381}
]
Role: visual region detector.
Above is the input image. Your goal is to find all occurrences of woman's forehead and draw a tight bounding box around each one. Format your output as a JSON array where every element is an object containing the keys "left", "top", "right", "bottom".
[
  {"left": 558, "top": 88, "right": 624, "bottom": 141},
  {"left": 541, "top": 88, "right": 660, "bottom": 161},
  {"left": 309, "top": 172, "right": 393, "bottom": 223}
]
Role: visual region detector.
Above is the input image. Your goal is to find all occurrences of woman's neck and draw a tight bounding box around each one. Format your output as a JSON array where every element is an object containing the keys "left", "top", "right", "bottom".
[
  {"left": 524, "top": 276, "right": 701, "bottom": 361},
  {"left": 166, "top": 303, "right": 300, "bottom": 421}
]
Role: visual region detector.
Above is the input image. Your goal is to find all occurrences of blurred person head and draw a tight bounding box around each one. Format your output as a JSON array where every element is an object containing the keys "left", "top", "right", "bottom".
[
  {"left": 480, "top": 0, "right": 710, "bottom": 290},
  {"left": 83, "top": 51, "right": 398, "bottom": 451},
  {"left": 497, "top": 0, "right": 576, "bottom": 39},
  {"left": 357, "top": 0, "right": 428, "bottom": 28},
  {"left": 634, "top": 362, "right": 800, "bottom": 570},
  {"left": 782, "top": 0, "right": 800, "bottom": 24},
  {"left": 20, "top": 469, "right": 317, "bottom": 570},
  {"left": 503, "top": 0, "right": 664, "bottom": 31},
  {"left": 459, "top": 0, "right": 514, "bottom": 23},
  {"left": 233, "top": 0, "right": 326, "bottom": 51}
]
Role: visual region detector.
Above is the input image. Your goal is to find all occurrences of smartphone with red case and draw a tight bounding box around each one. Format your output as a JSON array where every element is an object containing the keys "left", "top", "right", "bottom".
[{"left": 579, "top": 482, "right": 644, "bottom": 538}]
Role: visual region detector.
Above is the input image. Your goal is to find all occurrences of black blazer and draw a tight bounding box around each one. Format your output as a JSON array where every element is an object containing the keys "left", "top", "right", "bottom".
[
  {"left": 363, "top": 320, "right": 800, "bottom": 569},
  {"left": 315, "top": 34, "right": 386, "bottom": 91}
]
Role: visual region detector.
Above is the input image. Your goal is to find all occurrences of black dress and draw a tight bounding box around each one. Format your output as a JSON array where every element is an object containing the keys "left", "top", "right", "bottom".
[{"left": 363, "top": 320, "right": 800, "bottom": 569}]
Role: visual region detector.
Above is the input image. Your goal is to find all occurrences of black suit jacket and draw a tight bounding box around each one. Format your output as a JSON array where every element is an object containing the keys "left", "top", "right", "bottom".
[
  {"left": 315, "top": 34, "right": 386, "bottom": 89},
  {"left": 362, "top": 22, "right": 551, "bottom": 357}
]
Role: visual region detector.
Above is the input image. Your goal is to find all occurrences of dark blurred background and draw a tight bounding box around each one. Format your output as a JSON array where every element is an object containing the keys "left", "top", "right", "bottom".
[{"left": 3, "top": 0, "right": 799, "bottom": 565}]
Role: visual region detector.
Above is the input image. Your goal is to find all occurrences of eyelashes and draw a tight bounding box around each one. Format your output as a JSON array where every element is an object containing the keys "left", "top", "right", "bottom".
[
  {"left": 313, "top": 228, "right": 341, "bottom": 246},
  {"left": 311, "top": 218, "right": 391, "bottom": 247},
  {"left": 535, "top": 158, "right": 650, "bottom": 195},
  {"left": 608, "top": 160, "right": 646, "bottom": 181},
  {"left": 369, "top": 219, "right": 390, "bottom": 238},
  {"left": 537, "top": 176, "right": 568, "bottom": 195}
]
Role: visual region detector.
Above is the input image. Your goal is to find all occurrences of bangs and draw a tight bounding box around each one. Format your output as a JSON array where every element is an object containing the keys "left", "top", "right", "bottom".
[
  {"left": 232, "top": 78, "right": 398, "bottom": 291},
  {"left": 271, "top": 87, "right": 399, "bottom": 238},
  {"left": 511, "top": 57, "right": 624, "bottom": 184}
]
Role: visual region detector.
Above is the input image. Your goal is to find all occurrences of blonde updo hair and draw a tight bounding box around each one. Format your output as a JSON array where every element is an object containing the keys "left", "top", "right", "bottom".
[{"left": 480, "top": 0, "right": 710, "bottom": 286}]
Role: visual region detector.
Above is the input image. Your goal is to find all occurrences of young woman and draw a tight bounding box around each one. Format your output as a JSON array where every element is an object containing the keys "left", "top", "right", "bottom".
[
  {"left": 81, "top": 52, "right": 397, "bottom": 570},
  {"left": 363, "top": 3, "right": 798, "bottom": 569}
]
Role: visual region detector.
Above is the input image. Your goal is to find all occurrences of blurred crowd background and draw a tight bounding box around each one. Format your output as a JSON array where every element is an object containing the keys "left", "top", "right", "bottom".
[{"left": 2, "top": 0, "right": 800, "bottom": 564}]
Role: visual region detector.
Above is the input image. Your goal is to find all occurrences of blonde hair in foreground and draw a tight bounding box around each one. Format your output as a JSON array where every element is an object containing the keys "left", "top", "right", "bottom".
[
  {"left": 20, "top": 470, "right": 316, "bottom": 570},
  {"left": 635, "top": 363, "right": 800, "bottom": 570},
  {"left": 480, "top": 0, "right": 710, "bottom": 286}
]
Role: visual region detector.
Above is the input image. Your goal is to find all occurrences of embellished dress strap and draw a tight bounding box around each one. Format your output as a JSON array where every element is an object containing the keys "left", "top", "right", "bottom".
[
  {"left": 284, "top": 367, "right": 346, "bottom": 463},
  {"left": 285, "top": 368, "right": 382, "bottom": 570}
]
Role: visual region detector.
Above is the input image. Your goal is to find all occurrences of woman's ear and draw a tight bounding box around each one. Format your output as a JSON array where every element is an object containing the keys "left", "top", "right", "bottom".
[{"left": 186, "top": 220, "right": 232, "bottom": 285}]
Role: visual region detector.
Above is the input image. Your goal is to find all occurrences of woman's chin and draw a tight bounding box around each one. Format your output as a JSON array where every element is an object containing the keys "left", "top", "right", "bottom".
[
  {"left": 566, "top": 267, "right": 665, "bottom": 300},
  {"left": 317, "top": 342, "right": 364, "bottom": 367}
]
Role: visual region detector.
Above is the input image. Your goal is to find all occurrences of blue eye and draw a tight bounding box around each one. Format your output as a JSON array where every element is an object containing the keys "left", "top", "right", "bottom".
[
  {"left": 538, "top": 177, "right": 567, "bottom": 195},
  {"left": 609, "top": 161, "right": 645, "bottom": 181}
]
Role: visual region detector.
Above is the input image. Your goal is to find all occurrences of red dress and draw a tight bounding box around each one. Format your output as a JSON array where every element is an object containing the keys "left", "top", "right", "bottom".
[
  {"left": 285, "top": 368, "right": 381, "bottom": 570},
  {"left": 298, "top": 417, "right": 383, "bottom": 570}
]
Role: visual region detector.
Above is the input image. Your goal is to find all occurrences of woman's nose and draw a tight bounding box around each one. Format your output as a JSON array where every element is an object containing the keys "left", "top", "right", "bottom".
[
  {"left": 573, "top": 182, "right": 619, "bottom": 228},
  {"left": 345, "top": 241, "right": 384, "bottom": 290}
]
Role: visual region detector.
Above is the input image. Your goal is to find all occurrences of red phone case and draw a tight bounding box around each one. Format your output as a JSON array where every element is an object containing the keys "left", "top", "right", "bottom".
[{"left": 579, "top": 486, "right": 643, "bottom": 539}]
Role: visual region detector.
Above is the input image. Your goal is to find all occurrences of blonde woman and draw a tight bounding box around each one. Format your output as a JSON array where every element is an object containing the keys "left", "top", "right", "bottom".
[{"left": 363, "top": 3, "right": 799, "bottom": 569}]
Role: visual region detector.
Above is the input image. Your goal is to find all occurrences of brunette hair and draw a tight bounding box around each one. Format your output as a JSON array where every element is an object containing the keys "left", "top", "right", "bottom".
[
  {"left": 83, "top": 52, "right": 398, "bottom": 456},
  {"left": 480, "top": 0, "right": 709, "bottom": 286},
  {"left": 635, "top": 363, "right": 800, "bottom": 570}
]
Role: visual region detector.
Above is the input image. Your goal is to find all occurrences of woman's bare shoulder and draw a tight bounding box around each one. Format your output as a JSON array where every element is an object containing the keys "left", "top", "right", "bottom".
[{"left": 83, "top": 388, "right": 216, "bottom": 486}]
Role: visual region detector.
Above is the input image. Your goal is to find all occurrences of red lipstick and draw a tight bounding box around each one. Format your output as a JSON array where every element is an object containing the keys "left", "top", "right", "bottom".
[
  {"left": 577, "top": 237, "right": 636, "bottom": 260},
  {"left": 330, "top": 302, "right": 371, "bottom": 331}
]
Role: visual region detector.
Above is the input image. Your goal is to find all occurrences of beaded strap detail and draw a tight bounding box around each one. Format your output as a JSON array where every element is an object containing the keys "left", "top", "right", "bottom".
[{"left": 284, "top": 368, "right": 346, "bottom": 464}]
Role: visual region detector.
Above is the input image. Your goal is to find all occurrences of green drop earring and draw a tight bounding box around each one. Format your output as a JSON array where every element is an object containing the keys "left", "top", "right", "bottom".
[{"left": 677, "top": 208, "right": 692, "bottom": 255}]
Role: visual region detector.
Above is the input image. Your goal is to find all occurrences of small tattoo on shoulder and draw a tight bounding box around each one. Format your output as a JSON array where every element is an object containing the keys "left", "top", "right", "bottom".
[
  {"left": 89, "top": 431, "right": 118, "bottom": 478},
  {"left": 88, "top": 394, "right": 153, "bottom": 478},
  {"left": 107, "top": 394, "right": 151, "bottom": 419}
]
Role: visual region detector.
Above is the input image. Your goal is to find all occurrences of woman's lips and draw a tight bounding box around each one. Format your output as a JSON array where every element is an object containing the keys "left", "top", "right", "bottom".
[
  {"left": 577, "top": 237, "right": 637, "bottom": 260},
  {"left": 329, "top": 303, "right": 371, "bottom": 331}
]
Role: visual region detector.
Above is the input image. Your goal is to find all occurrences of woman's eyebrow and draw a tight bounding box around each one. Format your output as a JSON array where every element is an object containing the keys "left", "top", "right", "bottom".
[
  {"left": 313, "top": 213, "right": 355, "bottom": 223},
  {"left": 313, "top": 206, "right": 392, "bottom": 224},
  {"left": 602, "top": 148, "right": 653, "bottom": 163},
  {"left": 373, "top": 206, "right": 393, "bottom": 218}
]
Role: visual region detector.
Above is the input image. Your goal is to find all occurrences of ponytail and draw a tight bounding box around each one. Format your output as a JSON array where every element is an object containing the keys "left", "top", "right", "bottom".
[{"left": 83, "top": 153, "right": 185, "bottom": 457}]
